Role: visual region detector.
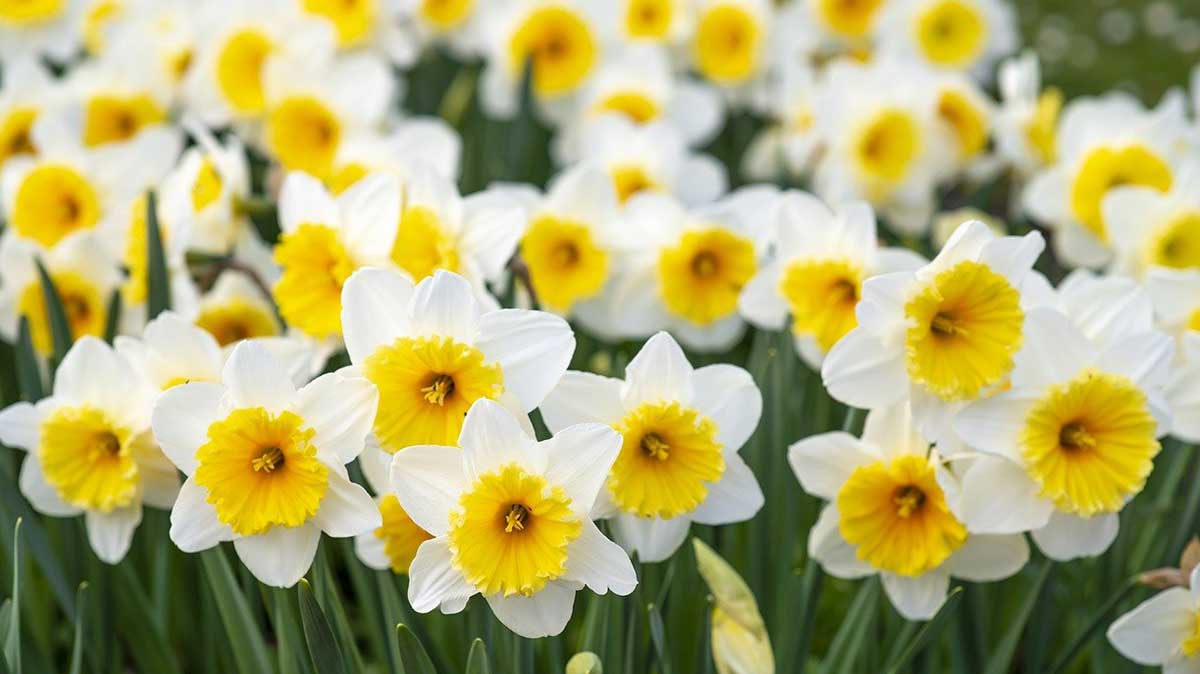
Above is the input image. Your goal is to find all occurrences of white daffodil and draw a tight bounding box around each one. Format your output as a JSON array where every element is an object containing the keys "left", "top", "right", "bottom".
[
  {"left": 261, "top": 53, "right": 395, "bottom": 182},
  {"left": 953, "top": 304, "right": 1173, "bottom": 561},
  {"left": 993, "top": 51, "right": 1061, "bottom": 177},
  {"left": 327, "top": 119, "right": 463, "bottom": 195},
  {"left": 115, "top": 311, "right": 225, "bottom": 392},
  {"left": 339, "top": 268, "right": 575, "bottom": 489},
  {"left": 555, "top": 45, "right": 723, "bottom": 159},
  {"left": 1109, "top": 565, "right": 1200, "bottom": 674},
  {"left": 159, "top": 122, "right": 252, "bottom": 255},
  {"left": 271, "top": 171, "right": 400, "bottom": 340},
  {"left": 2, "top": 122, "right": 181, "bottom": 253},
  {"left": 739, "top": 192, "right": 925, "bottom": 368},
  {"left": 0, "top": 337, "right": 179, "bottom": 563},
  {"left": 394, "top": 0, "right": 485, "bottom": 62},
  {"left": 802, "top": 0, "right": 886, "bottom": 45},
  {"left": 182, "top": 0, "right": 335, "bottom": 127},
  {"left": 688, "top": 0, "right": 771, "bottom": 95},
  {"left": 822, "top": 221, "right": 1045, "bottom": 440},
  {"left": 1025, "top": 93, "right": 1188, "bottom": 269},
  {"left": 812, "top": 59, "right": 955, "bottom": 235},
  {"left": 874, "top": 0, "right": 1017, "bottom": 77},
  {"left": 390, "top": 398, "right": 636, "bottom": 637},
  {"left": 92, "top": 0, "right": 198, "bottom": 94},
  {"left": 1104, "top": 158, "right": 1200, "bottom": 278},
  {"left": 1147, "top": 268, "right": 1200, "bottom": 444},
  {"left": 152, "top": 340, "right": 381, "bottom": 587},
  {"left": 928, "top": 71, "right": 995, "bottom": 175},
  {"left": 0, "top": 0, "right": 85, "bottom": 65},
  {"left": 789, "top": 403, "right": 1028, "bottom": 620},
  {"left": 479, "top": 0, "right": 610, "bottom": 119},
  {"left": 297, "top": 0, "right": 413, "bottom": 63},
  {"left": 602, "top": 189, "right": 774, "bottom": 351},
  {"left": 0, "top": 230, "right": 121, "bottom": 357},
  {"left": 388, "top": 162, "right": 525, "bottom": 306},
  {"left": 541, "top": 331, "right": 764, "bottom": 562},
  {"left": 566, "top": 115, "right": 727, "bottom": 207},
  {"left": 612, "top": 0, "right": 690, "bottom": 46},
  {"left": 742, "top": 58, "right": 820, "bottom": 182},
  {"left": 508, "top": 163, "right": 624, "bottom": 324},
  {"left": 352, "top": 429, "right": 433, "bottom": 576},
  {"left": 0, "top": 57, "right": 57, "bottom": 172}
]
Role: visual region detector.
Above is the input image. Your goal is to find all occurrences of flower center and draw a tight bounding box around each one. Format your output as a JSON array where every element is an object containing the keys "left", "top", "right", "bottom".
[
  {"left": 195, "top": 299, "right": 280, "bottom": 347},
  {"left": 658, "top": 227, "right": 757, "bottom": 326},
  {"left": 914, "top": 0, "right": 987, "bottom": 68},
  {"left": 18, "top": 273, "right": 105, "bottom": 357},
  {"left": 693, "top": 3, "right": 761, "bottom": 85},
  {"left": 938, "top": 90, "right": 988, "bottom": 160},
  {"left": 0, "top": 107, "right": 37, "bottom": 166},
  {"left": 13, "top": 164, "right": 102, "bottom": 248},
  {"left": 38, "top": 406, "right": 137, "bottom": 512},
  {"left": 251, "top": 446, "right": 284, "bottom": 473},
  {"left": 1150, "top": 211, "right": 1200, "bottom": 271},
  {"left": 1070, "top": 144, "right": 1172, "bottom": 241},
  {"left": 83, "top": 93, "right": 165, "bottom": 146},
  {"left": 0, "top": 0, "right": 65, "bottom": 23},
  {"left": 303, "top": 0, "right": 375, "bottom": 46},
  {"left": 892, "top": 484, "right": 926, "bottom": 518},
  {"left": 595, "top": 91, "right": 660, "bottom": 124},
  {"left": 216, "top": 28, "right": 274, "bottom": 113},
  {"left": 504, "top": 503, "right": 530, "bottom": 532},
  {"left": 421, "top": 374, "right": 455, "bottom": 406},
  {"left": 267, "top": 96, "right": 342, "bottom": 180},
  {"left": 640, "top": 432, "right": 670, "bottom": 461},
  {"left": 420, "top": 0, "right": 474, "bottom": 30},
  {"left": 625, "top": 0, "right": 672, "bottom": 38},
  {"left": 508, "top": 6, "right": 597, "bottom": 98},
  {"left": 611, "top": 164, "right": 660, "bottom": 204},
  {"left": 390, "top": 205, "right": 461, "bottom": 282},
  {"left": 816, "top": 0, "right": 884, "bottom": 37},
  {"left": 780, "top": 257, "right": 864, "bottom": 352},
  {"left": 520, "top": 214, "right": 609, "bottom": 313},
  {"left": 854, "top": 109, "right": 921, "bottom": 184}
]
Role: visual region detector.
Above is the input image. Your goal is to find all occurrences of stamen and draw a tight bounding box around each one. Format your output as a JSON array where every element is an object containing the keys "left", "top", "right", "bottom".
[
  {"left": 930, "top": 312, "right": 967, "bottom": 337},
  {"left": 251, "top": 446, "right": 284, "bottom": 473},
  {"left": 421, "top": 374, "right": 455, "bottom": 406},
  {"left": 640, "top": 433, "right": 670, "bottom": 461},
  {"left": 692, "top": 251, "right": 719, "bottom": 278},
  {"left": 893, "top": 485, "right": 926, "bottom": 518},
  {"left": 553, "top": 242, "right": 579, "bottom": 268},
  {"left": 1059, "top": 423, "right": 1097, "bottom": 451},
  {"left": 95, "top": 431, "right": 121, "bottom": 455},
  {"left": 504, "top": 504, "right": 529, "bottom": 533}
]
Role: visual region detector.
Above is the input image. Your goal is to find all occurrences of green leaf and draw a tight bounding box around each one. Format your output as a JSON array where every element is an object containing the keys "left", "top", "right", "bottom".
[
  {"left": 68, "top": 583, "right": 88, "bottom": 674},
  {"left": 145, "top": 190, "right": 171, "bottom": 319},
  {"left": 113, "top": 563, "right": 182, "bottom": 674},
  {"left": 4, "top": 519, "right": 19, "bottom": 674},
  {"left": 818, "top": 577, "right": 880, "bottom": 674},
  {"left": 33, "top": 258, "right": 72, "bottom": 365},
  {"left": 983, "top": 559, "right": 1054, "bottom": 674},
  {"left": 269, "top": 588, "right": 315, "bottom": 674},
  {"left": 0, "top": 480, "right": 72, "bottom": 615},
  {"left": 198, "top": 548, "right": 274, "bottom": 674},
  {"left": 14, "top": 317, "right": 42, "bottom": 402},
  {"left": 883, "top": 587, "right": 964, "bottom": 674},
  {"left": 102, "top": 290, "right": 122, "bottom": 344},
  {"left": 647, "top": 603, "right": 673, "bottom": 674},
  {"left": 297, "top": 579, "right": 346, "bottom": 674},
  {"left": 465, "top": 639, "right": 491, "bottom": 674},
  {"left": 1045, "top": 576, "right": 1141, "bottom": 674},
  {"left": 395, "top": 624, "right": 436, "bottom": 674},
  {"left": 310, "top": 546, "right": 364, "bottom": 673}
]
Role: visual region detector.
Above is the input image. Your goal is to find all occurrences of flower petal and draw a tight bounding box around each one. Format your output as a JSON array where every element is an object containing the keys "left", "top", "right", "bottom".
[
  {"left": 408, "top": 537, "right": 477, "bottom": 613},
  {"left": 312, "top": 471, "right": 380, "bottom": 538},
  {"left": 234, "top": 524, "right": 321, "bottom": 588},
  {"left": 341, "top": 267, "right": 415, "bottom": 364},
  {"left": 539, "top": 372, "right": 625, "bottom": 433},
  {"left": 1031, "top": 510, "right": 1118, "bottom": 561},
  {"left": 881, "top": 571, "right": 950, "bottom": 621},
  {"left": 1107, "top": 588, "right": 1195, "bottom": 666},
  {"left": 788, "top": 432, "right": 877, "bottom": 501},
  {"left": 20, "top": 454, "right": 82, "bottom": 517},
  {"left": 408, "top": 270, "right": 480, "bottom": 343},
  {"left": 152, "top": 382, "right": 225, "bottom": 474},
  {"left": 485, "top": 581, "right": 576, "bottom": 638},
  {"left": 808, "top": 504, "right": 874, "bottom": 579},
  {"left": 691, "top": 364, "right": 762, "bottom": 451},
  {"left": 689, "top": 451, "right": 763, "bottom": 525},
  {"left": 563, "top": 520, "right": 637, "bottom": 596},
  {"left": 0, "top": 401, "right": 40, "bottom": 451},
  {"left": 542, "top": 423, "right": 621, "bottom": 516},
  {"left": 821, "top": 328, "right": 907, "bottom": 409},
  {"left": 169, "top": 476, "right": 234, "bottom": 553},
  {"left": 459, "top": 399, "right": 544, "bottom": 481},
  {"left": 223, "top": 341, "right": 296, "bottom": 413},
  {"left": 389, "top": 445, "right": 467, "bottom": 536},
  {"left": 86, "top": 505, "right": 142, "bottom": 565},
  {"left": 294, "top": 371, "right": 379, "bottom": 465},
  {"left": 476, "top": 309, "right": 575, "bottom": 411},
  {"left": 610, "top": 514, "right": 690, "bottom": 563},
  {"left": 621, "top": 332, "right": 694, "bottom": 409},
  {"left": 954, "top": 455, "right": 1054, "bottom": 534},
  {"left": 942, "top": 534, "right": 1029, "bottom": 582}
]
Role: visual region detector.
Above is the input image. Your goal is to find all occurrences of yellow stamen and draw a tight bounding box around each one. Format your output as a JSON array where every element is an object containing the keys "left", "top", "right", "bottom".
[
  {"left": 504, "top": 504, "right": 529, "bottom": 533},
  {"left": 421, "top": 375, "right": 455, "bottom": 406}
]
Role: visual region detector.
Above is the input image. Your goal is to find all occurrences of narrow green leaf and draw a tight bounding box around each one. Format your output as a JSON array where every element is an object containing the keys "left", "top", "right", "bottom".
[
  {"left": 113, "top": 563, "right": 182, "bottom": 674},
  {"left": 465, "top": 639, "right": 491, "bottom": 674},
  {"left": 310, "top": 546, "right": 364, "bottom": 673},
  {"left": 33, "top": 258, "right": 72, "bottom": 364},
  {"left": 1045, "top": 577, "right": 1141, "bottom": 674},
  {"left": 0, "top": 480, "right": 72, "bottom": 615},
  {"left": 145, "top": 190, "right": 171, "bottom": 319},
  {"left": 14, "top": 317, "right": 42, "bottom": 402},
  {"left": 68, "top": 583, "right": 88, "bottom": 674},
  {"left": 647, "top": 603, "right": 674, "bottom": 674},
  {"left": 786, "top": 558, "right": 824, "bottom": 669},
  {"left": 884, "top": 587, "right": 964, "bottom": 674},
  {"left": 270, "top": 588, "right": 315, "bottom": 674},
  {"left": 983, "top": 559, "right": 1054, "bottom": 674},
  {"left": 297, "top": 579, "right": 346, "bottom": 674},
  {"left": 818, "top": 577, "right": 880, "bottom": 674},
  {"left": 198, "top": 548, "right": 274, "bottom": 674},
  {"left": 102, "top": 290, "right": 122, "bottom": 344},
  {"left": 395, "top": 624, "right": 436, "bottom": 674},
  {"left": 3, "top": 519, "right": 19, "bottom": 674}
]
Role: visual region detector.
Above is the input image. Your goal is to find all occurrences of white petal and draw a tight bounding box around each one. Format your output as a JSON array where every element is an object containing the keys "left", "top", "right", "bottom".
[
  {"left": 943, "top": 534, "right": 1029, "bottom": 581},
  {"left": 1098, "top": 332, "right": 1175, "bottom": 392},
  {"left": 169, "top": 476, "right": 234, "bottom": 553},
  {"left": 337, "top": 174, "right": 401, "bottom": 258},
  {"left": 691, "top": 364, "right": 762, "bottom": 451},
  {"left": 476, "top": 309, "right": 575, "bottom": 411},
  {"left": 821, "top": 328, "right": 908, "bottom": 409},
  {"left": 953, "top": 392, "right": 1039, "bottom": 463},
  {"left": 312, "top": 471, "right": 380, "bottom": 537},
  {"left": 737, "top": 262, "right": 789, "bottom": 330},
  {"left": 689, "top": 451, "right": 763, "bottom": 525},
  {"left": 1010, "top": 308, "right": 1095, "bottom": 389},
  {"left": 408, "top": 270, "right": 480, "bottom": 343},
  {"left": 1060, "top": 275, "right": 1153, "bottom": 346},
  {"left": 808, "top": 504, "right": 874, "bottom": 579},
  {"left": 954, "top": 455, "right": 1053, "bottom": 534},
  {"left": 407, "top": 537, "right": 477, "bottom": 613},
  {"left": 485, "top": 581, "right": 576, "bottom": 638},
  {"left": 86, "top": 505, "right": 142, "bottom": 565},
  {"left": 787, "top": 432, "right": 876, "bottom": 501},
  {"left": 855, "top": 271, "right": 912, "bottom": 338},
  {"left": 461, "top": 193, "right": 524, "bottom": 282},
  {"left": 621, "top": 332, "right": 694, "bottom": 408},
  {"left": 610, "top": 514, "right": 690, "bottom": 563},
  {"left": 223, "top": 341, "right": 296, "bottom": 413},
  {"left": 881, "top": 572, "right": 950, "bottom": 621},
  {"left": 1031, "top": 511, "right": 1119, "bottom": 561},
  {"left": 0, "top": 402, "right": 40, "bottom": 451},
  {"left": 19, "top": 454, "right": 82, "bottom": 516},
  {"left": 355, "top": 529, "right": 390, "bottom": 570},
  {"left": 539, "top": 371, "right": 625, "bottom": 433},
  {"left": 979, "top": 231, "right": 1044, "bottom": 286},
  {"left": 54, "top": 337, "right": 139, "bottom": 412},
  {"left": 142, "top": 312, "right": 223, "bottom": 379},
  {"left": 279, "top": 172, "right": 339, "bottom": 233},
  {"left": 542, "top": 423, "right": 621, "bottom": 516},
  {"left": 389, "top": 444, "right": 467, "bottom": 537},
  {"left": 340, "top": 267, "right": 415, "bottom": 364},
  {"left": 234, "top": 524, "right": 322, "bottom": 588},
  {"left": 459, "top": 399, "right": 543, "bottom": 480},
  {"left": 138, "top": 448, "right": 182, "bottom": 510},
  {"left": 294, "top": 372, "right": 379, "bottom": 465},
  {"left": 151, "top": 382, "right": 224, "bottom": 474},
  {"left": 1107, "top": 588, "right": 1195, "bottom": 666},
  {"left": 563, "top": 520, "right": 637, "bottom": 596}
]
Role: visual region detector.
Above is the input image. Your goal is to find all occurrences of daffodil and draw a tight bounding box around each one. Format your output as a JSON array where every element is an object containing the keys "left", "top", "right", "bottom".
[
  {"left": 115, "top": 310, "right": 224, "bottom": 393},
  {"left": 615, "top": 0, "right": 688, "bottom": 46},
  {"left": 0, "top": 0, "right": 85, "bottom": 64},
  {"left": 40, "top": 51, "right": 174, "bottom": 148},
  {"left": 152, "top": 340, "right": 381, "bottom": 587},
  {"left": 1104, "top": 158, "right": 1200, "bottom": 277},
  {"left": 353, "top": 452, "right": 433, "bottom": 575},
  {"left": 953, "top": 304, "right": 1173, "bottom": 560},
  {"left": 0, "top": 57, "right": 56, "bottom": 171},
  {"left": 804, "top": 0, "right": 886, "bottom": 43},
  {"left": 822, "top": 220, "right": 1044, "bottom": 440},
  {"left": 993, "top": 51, "right": 1062, "bottom": 176},
  {"left": 338, "top": 268, "right": 574, "bottom": 488},
  {"left": 159, "top": 122, "right": 251, "bottom": 255},
  {"left": 271, "top": 171, "right": 400, "bottom": 340},
  {"left": 92, "top": 0, "right": 198, "bottom": 91},
  {"left": 541, "top": 331, "right": 763, "bottom": 562},
  {"left": 689, "top": 0, "right": 771, "bottom": 91},
  {"left": 112, "top": 187, "right": 201, "bottom": 332},
  {"left": 298, "top": 0, "right": 411, "bottom": 59},
  {"left": 927, "top": 71, "right": 995, "bottom": 171},
  {"left": 1147, "top": 268, "right": 1200, "bottom": 444},
  {"left": 395, "top": 0, "right": 485, "bottom": 61},
  {"left": 0, "top": 230, "right": 121, "bottom": 357},
  {"left": 742, "top": 59, "right": 820, "bottom": 181},
  {"left": 605, "top": 190, "right": 770, "bottom": 351},
  {"left": 0, "top": 337, "right": 180, "bottom": 563},
  {"left": 875, "top": 0, "right": 1017, "bottom": 77},
  {"left": 739, "top": 192, "right": 925, "bottom": 368},
  {"left": 789, "top": 403, "right": 1029, "bottom": 619},
  {"left": 1025, "top": 93, "right": 1188, "bottom": 268},
  {"left": 390, "top": 398, "right": 637, "bottom": 637},
  {"left": 327, "top": 120, "right": 462, "bottom": 195},
  {"left": 1108, "top": 565, "right": 1200, "bottom": 672}
]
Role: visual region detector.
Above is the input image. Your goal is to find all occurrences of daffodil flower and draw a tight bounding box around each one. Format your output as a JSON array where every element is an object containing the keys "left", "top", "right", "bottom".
[
  {"left": 1147, "top": 268, "right": 1200, "bottom": 443},
  {"left": 1104, "top": 158, "right": 1200, "bottom": 277},
  {"left": 875, "top": 0, "right": 1017, "bottom": 78},
  {"left": 1108, "top": 565, "right": 1200, "bottom": 673}
]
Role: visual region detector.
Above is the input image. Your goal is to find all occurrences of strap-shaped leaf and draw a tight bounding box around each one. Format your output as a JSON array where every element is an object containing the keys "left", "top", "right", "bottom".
[{"left": 298, "top": 579, "right": 346, "bottom": 674}]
